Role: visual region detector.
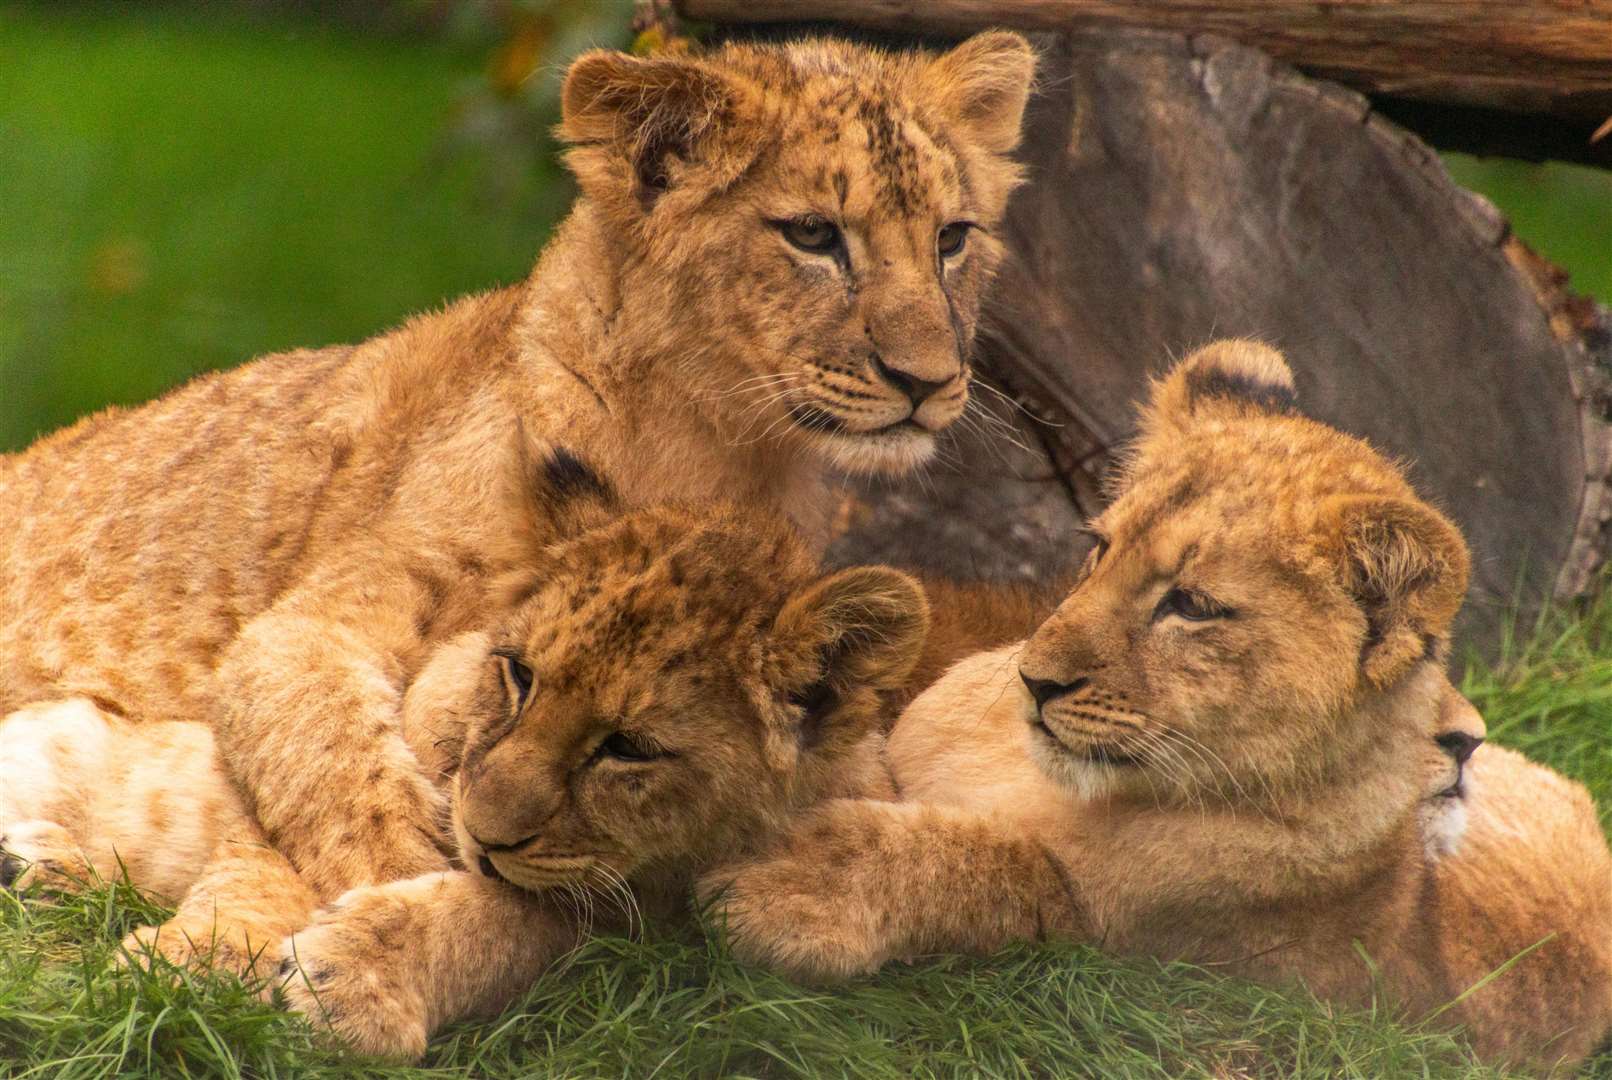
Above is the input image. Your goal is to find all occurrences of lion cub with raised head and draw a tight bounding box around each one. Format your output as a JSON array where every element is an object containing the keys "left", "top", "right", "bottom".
[
  {"left": 0, "top": 25, "right": 1032, "bottom": 991},
  {"left": 1, "top": 456, "right": 926, "bottom": 1058},
  {"left": 712, "top": 342, "right": 1612, "bottom": 1068}
]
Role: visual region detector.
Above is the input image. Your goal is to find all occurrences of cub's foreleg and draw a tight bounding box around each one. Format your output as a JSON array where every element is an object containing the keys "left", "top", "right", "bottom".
[
  {"left": 704, "top": 798, "right": 1088, "bottom": 982},
  {"left": 278, "top": 872, "right": 582, "bottom": 1061},
  {"left": 216, "top": 576, "right": 454, "bottom": 901}
]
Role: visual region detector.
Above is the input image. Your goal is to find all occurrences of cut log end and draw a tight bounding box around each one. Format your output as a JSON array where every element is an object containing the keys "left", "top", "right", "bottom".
[{"left": 808, "top": 25, "right": 1612, "bottom": 659}]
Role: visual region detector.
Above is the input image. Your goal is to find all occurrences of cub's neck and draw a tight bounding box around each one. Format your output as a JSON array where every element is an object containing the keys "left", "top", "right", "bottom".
[
  {"left": 1210, "top": 665, "right": 1445, "bottom": 873},
  {"left": 511, "top": 202, "right": 836, "bottom": 546}
]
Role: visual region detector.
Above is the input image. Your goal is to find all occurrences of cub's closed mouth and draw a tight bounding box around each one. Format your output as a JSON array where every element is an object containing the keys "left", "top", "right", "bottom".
[
  {"left": 1030, "top": 718, "right": 1144, "bottom": 767},
  {"left": 788, "top": 403, "right": 929, "bottom": 437}
]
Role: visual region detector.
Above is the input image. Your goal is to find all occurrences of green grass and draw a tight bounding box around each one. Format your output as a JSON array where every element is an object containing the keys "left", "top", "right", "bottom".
[
  {"left": 1, "top": 5, "right": 1609, "bottom": 1078},
  {"left": 0, "top": 3, "right": 568, "bottom": 453},
  {"left": 0, "top": 901, "right": 1514, "bottom": 1080}
]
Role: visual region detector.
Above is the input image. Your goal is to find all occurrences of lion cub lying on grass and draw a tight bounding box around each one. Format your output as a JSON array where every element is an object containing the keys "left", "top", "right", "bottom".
[
  {"left": 0, "top": 461, "right": 926, "bottom": 1059},
  {"left": 712, "top": 341, "right": 1612, "bottom": 1068}
]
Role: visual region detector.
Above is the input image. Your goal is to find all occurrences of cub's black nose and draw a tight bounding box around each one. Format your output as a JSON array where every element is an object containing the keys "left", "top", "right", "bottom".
[
  {"left": 871, "top": 354, "right": 952, "bottom": 407},
  {"left": 1436, "top": 730, "right": 1484, "bottom": 766},
  {"left": 1020, "top": 671, "right": 1088, "bottom": 708}
]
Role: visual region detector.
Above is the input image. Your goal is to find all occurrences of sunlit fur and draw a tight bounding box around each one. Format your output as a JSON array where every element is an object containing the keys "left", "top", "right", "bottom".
[{"left": 711, "top": 341, "right": 1612, "bottom": 1069}]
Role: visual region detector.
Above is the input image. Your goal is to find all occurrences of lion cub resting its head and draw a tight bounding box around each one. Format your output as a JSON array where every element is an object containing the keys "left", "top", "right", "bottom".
[
  {"left": 711, "top": 342, "right": 1612, "bottom": 1068},
  {"left": 405, "top": 471, "right": 924, "bottom": 899},
  {"left": 0, "top": 456, "right": 927, "bottom": 1059}
]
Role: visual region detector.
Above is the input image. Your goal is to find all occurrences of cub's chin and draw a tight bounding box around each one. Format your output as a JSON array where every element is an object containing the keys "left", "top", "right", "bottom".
[
  {"left": 480, "top": 852, "right": 602, "bottom": 891},
  {"left": 1419, "top": 793, "right": 1470, "bottom": 861},
  {"left": 1420, "top": 763, "right": 1476, "bottom": 860},
  {"left": 802, "top": 421, "right": 939, "bottom": 476}
]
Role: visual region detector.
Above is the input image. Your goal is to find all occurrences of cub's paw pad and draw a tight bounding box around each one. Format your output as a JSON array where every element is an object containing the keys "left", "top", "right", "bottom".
[
  {"left": 276, "top": 891, "right": 429, "bottom": 1061},
  {"left": 704, "top": 858, "right": 885, "bottom": 983}
]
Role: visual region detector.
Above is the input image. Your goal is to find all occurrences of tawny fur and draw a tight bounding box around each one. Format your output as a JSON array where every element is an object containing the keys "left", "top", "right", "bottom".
[
  {"left": 0, "top": 491, "right": 928, "bottom": 1058},
  {"left": 0, "top": 32, "right": 1033, "bottom": 1056},
  {"left": 899, "top": 576, "right": 1066, "bottom": 712},
  {"left": 710, "top": 341, "right": 1612, "bottom": 1070}
]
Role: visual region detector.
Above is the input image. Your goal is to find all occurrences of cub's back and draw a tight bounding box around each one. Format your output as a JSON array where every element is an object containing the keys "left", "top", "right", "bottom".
[
  {"left": 0, "top": 285, "right": 526, "bottom": 721},
  {"left": 0, "top": 346, "right": 357, "bottom": 717}
]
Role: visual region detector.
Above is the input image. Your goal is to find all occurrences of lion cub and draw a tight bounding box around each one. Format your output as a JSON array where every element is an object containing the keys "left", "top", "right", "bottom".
[
  {"left": 711, "top": 342, "right": 1612, "bottom": 1068},
  {"left": 0, "top": 31, "right": 1034, "bottom": 996},
  {"left": 1, "top": 457, "right": 926, "bottom": 1060}
]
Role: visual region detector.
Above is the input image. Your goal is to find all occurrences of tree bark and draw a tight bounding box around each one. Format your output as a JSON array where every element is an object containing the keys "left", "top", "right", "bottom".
[
  {"left": 680, "top": 0, "right": 1612, "bottom": 163},
  {"left": 808, "top": 28, "right": 1612, "bottom": 658}
]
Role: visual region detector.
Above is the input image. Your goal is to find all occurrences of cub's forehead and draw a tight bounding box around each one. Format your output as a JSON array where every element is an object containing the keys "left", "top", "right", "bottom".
[
  {"left": 513, "top": 569, "right": 772, "bottom": 716},
  {"left": 1104, "top": 419, "right": 1420, "bottom": 572},
  {"left": 723, "top": 37, "right": 920, "bottom": 91},
  {"left": 503, "top": 509, "right": 812, "bottom": 690},
  {"left": 726, "top": 42, "right": 966, "bottom": 216},
  {"left": 514, "top": 552, "right": 787, "bottom": 672}
]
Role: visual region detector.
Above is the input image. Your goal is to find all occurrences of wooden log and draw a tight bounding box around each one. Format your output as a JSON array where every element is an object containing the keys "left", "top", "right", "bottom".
[
  {"left": 679, "top": 0, "right": 1612, "bottom": 161},
  {"left": 815, "top": 28, "right": 1612, "bottom": 658}
]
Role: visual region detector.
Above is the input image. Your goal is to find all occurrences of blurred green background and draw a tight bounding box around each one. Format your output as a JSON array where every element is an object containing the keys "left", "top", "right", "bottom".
[{"left": 1, "top": 1, "right": 1608, "bottom": 454}]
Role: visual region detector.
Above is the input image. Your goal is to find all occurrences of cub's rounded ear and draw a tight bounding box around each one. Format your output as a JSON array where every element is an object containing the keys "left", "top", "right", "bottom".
[
  {"left": 560, "top": 50, "right": 756, "bottom": 214},
  {"left": 925, "top": 31, "right": 1037, "bottom": 155},
  {"left": 774, "top": 566, "right": 929, "bottom": 691},
  {"left": 1145, "top": 339, "right": 1298, "bottom": 435},
  {"left": 507, "top": 437, "right": 618, "bottom": 541},
  {"left": 1320, "top": 493, "right": 1470, "bottom": 689},
  {"left": 765, "top": 567, "right": 928, "bottom": 764},
  {"left": 928, "top": 30, "right": 1038, "bottom": 154}
]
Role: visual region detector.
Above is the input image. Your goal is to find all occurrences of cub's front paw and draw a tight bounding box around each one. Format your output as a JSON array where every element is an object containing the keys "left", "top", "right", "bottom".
[
  {"left": 0, "top": 820, "right": 93, "bottom": 896},
  {"left": 702, "top": 846, "right": 889, "bottom": 984},
  {"left": 277, "top": 878, "right": 445, "bottom": 1061}
]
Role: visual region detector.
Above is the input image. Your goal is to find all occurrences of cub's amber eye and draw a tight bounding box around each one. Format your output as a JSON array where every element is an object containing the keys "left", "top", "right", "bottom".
[
  {"left": 497, "top": 653, "right": 535, "bottom": 709},
  {"left": 778, "top": 216, "right": 842, "bottom": 255},
  {"left": 937, "top": 221, "right": 971, "bottom": 258},
  {"left": 1155, "top": 587, "right": 1228, "bottom": 623},
  {"left": 598, "top": 731, "right": 662, "bottom": 763}
]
